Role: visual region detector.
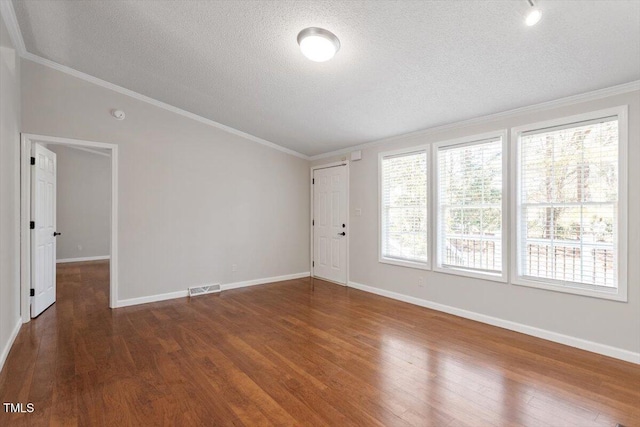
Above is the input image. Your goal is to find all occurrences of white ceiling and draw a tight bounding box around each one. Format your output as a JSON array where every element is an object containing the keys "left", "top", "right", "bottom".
[{"left": 12, "top": 0, "right": 640, "bottom": 157}]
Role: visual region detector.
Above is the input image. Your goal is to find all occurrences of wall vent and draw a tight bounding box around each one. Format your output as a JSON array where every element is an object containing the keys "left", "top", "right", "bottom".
[{"left": 188, "top": 283, "right": 221, "bottom": 297}]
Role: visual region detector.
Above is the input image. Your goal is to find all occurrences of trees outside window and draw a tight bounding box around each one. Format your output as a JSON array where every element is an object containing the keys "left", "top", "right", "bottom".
[{"left": 518, "top": 118, "right": 619, "bottom": 288}]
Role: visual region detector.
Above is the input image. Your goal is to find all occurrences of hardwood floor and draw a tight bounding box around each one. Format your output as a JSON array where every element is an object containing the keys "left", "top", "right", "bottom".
[{"left": 0, "top": 261, "right": 638, "bottom": 426}]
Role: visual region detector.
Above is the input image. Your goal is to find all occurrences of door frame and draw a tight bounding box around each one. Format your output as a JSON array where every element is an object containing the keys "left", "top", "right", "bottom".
[
  {"left": 20, "top": 134, "right": 119, "bottom": 322},
  {"left": 310, "top": 161, "right": 349, "bottom": 286}
]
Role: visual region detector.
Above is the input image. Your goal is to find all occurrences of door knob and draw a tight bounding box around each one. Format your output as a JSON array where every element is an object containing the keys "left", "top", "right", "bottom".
[
  {"left": 338, "top": 232, "right": 346, "bottom": 236},
  {"left": 53, "top": 232, "right": 62, "bottom": 237}
]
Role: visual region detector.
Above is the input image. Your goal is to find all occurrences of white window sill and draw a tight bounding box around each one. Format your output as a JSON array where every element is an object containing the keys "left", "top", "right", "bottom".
[
  {"left": 434, "top": 265, "right": 507, "bottom": 283},
  {"left": 379, "top": 257, "right": 431, "bottom": 271},
  {"left": 511, "top": 276, "right": 627, "bottom": 302}
]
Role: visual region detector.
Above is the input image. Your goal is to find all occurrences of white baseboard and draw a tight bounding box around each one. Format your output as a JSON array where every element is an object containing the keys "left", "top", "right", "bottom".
[
  {"left": 221, "top": 272, "right": 310, "bottom": 291},
  {"left": 57, "top": 255, "right": 110, "bottom": 264},
  {"left": 116, "top": 289, "right": 189, "bottom": 308},
  {"left": 0, "top": 317, "right": 22, "bottom": 374},
  {"left": 115, "top": 272, "right": 310, "bottom": 308},
  {"left": 348, "top": 281, "right": 640, "bottom": 365}
]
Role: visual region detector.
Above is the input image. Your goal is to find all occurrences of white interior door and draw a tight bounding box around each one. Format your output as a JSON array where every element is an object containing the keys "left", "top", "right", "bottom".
[
  {"left": 313, "top": 165, "right": 347, "bottom": 284},
  {"left": 31, "top": 143, "right": 58, "bottom": 317}
]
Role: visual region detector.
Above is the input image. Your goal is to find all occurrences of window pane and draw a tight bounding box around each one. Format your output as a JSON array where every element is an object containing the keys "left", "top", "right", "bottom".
[
  {"left": 438, "top": 138, "right": 503, "bottom": 274},
  {"left": 518, "top": 118, "right": 618, "bottom": 288},
  {"left": 381, "top": 151, "right": 428, "bottom": 264}
]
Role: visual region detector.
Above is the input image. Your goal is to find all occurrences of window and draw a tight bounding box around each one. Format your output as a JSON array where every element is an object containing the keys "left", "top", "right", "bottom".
[
  {"left": 514, "top": 107, "right": 627, "bottom": 300},
  {"left": 379, "top": 149, "right": 429, "bottom": 269},
  {"left": 376, "top": 106, "right": 627, "bottom": 300},
  {"left": 436, "top": 133, "right": 507, "bottom": 281}
]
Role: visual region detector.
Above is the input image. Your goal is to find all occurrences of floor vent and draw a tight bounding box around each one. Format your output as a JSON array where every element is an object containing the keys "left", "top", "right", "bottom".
[{"left": 188, "top": 284, "right": 221, "bottom": 297}]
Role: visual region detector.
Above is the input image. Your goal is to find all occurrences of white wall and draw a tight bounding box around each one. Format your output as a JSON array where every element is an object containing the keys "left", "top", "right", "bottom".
[
  {"left": 21, "top": 59, "right": 310, "bottom": 303},
  {"left": 48, "top": 145, "right": 111, "bottom": 261},
  {"left": 0, "top": 16, "right": 22, "bottom": 371},
  {"left": 313, "top": 90, "right": 640, "bottom": 357}
]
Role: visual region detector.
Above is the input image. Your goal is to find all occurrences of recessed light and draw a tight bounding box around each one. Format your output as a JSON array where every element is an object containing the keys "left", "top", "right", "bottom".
[
  {"left": 297, "top": 27, "right": 340, "bottom": 62},
  {"left": 525, "top": 0, "right": 542, "bottom": 26}
]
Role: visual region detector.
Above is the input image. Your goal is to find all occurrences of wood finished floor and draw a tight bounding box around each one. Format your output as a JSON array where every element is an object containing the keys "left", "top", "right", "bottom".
[{"left": 0, "top": 261, "right": 638, "bottom": 426}]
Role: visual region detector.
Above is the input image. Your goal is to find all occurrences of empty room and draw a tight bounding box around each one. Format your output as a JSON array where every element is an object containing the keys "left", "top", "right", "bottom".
[{"left": 0, "top": 0, "right": 638, "bottom": 426}]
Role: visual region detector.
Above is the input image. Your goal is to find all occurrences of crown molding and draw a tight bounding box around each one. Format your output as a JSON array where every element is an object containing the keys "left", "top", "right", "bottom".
[
  {"left": 16, "top": 52, "right": 640, "bottom": 165},
  {"left": 309, "top": 80, "right": 640, "bottom": 161},
  {"left": 22, "top": 52, "right": 310, "bottom": 160},
  {"left": 3, "top": 0, "right": 309, "bottom": 160},
  {"left": 5, "top": 0, "right": 639, "bottom": 163},
  {"left": 0, "top": 0, "right": 26, "bottom": 54}
]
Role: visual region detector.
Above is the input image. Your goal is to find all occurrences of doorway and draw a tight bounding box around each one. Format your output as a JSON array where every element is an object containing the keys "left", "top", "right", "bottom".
[
  {"left": 20, "top": 134, "right": 119, "bottom": 322},
  {"left": 311, "top": 162, "right": 349, "bottom": 285}
]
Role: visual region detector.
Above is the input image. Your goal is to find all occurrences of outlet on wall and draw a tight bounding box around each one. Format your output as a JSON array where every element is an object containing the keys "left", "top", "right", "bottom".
[
  {"left": 418, "top": 276, "right": 424, "bottom": 288},
  {"left": 232, "top": 264, "right": 237, "bottom": 272},
  {"left": 77, "top": 244, "right": 83, "bottom": 251}
]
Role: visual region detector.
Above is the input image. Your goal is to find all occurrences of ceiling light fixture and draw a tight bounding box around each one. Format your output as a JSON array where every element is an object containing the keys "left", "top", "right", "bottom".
[
  {"left": 297, "top": 27, "right": 340, "bottom": 62},
  {"left": 525, "top": 0, "right": 542, "bottom": 26}
]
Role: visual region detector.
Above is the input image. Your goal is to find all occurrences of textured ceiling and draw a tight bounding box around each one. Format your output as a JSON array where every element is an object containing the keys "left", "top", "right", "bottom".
[{"left": 13, "top": 0, "right": 640, "bottom": 157}]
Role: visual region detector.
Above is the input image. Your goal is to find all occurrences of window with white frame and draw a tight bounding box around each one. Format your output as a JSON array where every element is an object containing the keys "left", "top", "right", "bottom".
[
  {"left": 436, "top": 134, "right": 505, "bottom": 278},
  {"left": 380, "top": 149, "right": 429, "bottom": 268},
  {"left": 515, "top": 112, "right": 626, "bottom": 297}
]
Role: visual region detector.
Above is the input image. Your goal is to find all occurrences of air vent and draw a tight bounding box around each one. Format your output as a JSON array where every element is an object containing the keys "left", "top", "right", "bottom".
[{"left": 188, "top": 283, "right": 221, "bottom": 297}]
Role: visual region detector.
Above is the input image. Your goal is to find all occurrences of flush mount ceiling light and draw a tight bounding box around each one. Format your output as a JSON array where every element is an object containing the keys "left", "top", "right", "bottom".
[
  {"left": 297, "top": 27, "right": 340, "bottom": 62},
  {"left": 525, "top": 0, "right": 542, "bottom": 26}
]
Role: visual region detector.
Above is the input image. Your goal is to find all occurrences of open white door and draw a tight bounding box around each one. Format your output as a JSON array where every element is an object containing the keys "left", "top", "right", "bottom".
[
  {"left": 313, "top": 165, "right": 348, "bottom": 284},
  {"left": 31, "top": 143, "right": 58, "bottom": 317}
]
